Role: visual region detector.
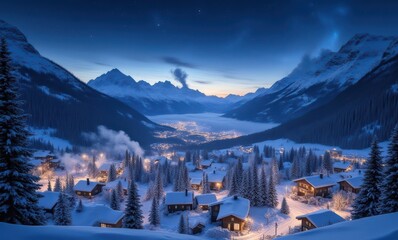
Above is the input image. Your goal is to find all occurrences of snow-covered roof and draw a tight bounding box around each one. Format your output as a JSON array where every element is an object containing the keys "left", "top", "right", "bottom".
[
  {"left": 188, "top": 215, "right": 207, "bottom": 228},
  {"left": 294, "top": 175, "right": 336, "bottom": 188},
  {"left": 165, "top": 191, "right": 194, "bottom": 205},
  {"left": 195, "top": 194, "right": 217, "bottom": 206},
  {"left": 337, "top": 176, "right": 363, "bottom": 189},
  {"left": 275, "top": 212, "right": 398, "bottom": 240},
  {"left": 207, "top": 171, "right": 226, "bottom": 183},
  {"left": 74, "top": 180, "right": 102, "bottom": 192},
  {"left": 333, "top": 161, "right": 351, "bottom": 170},
  {"left": 296, "top": 209, "right": 345, "bottom": 228},
  {"left": 201, "top": 160, "right": 213, "bottom": 167},
  {"left": 38, "top": 191, "right": 59, "bottom": 210},
  {"left": 29, "top": 159, "right": 42, "bottom": 167},
  {"left": 72, "top": 205, "right": 124, "bottom": 225},
  {"left": 190, "top": 178, "right": 202, "bottom": 185},
  {"left": 99, "top": 163, "right": 112, "bottom": 171},
  {"left": 209, "top": 196, "right": 250, "bottom": 221},
  {"left": 32, "top": 150, "right": 54, "bottom": 158},
  {"left": 104, "top": 179, "right": 129, "bottom": 190}
]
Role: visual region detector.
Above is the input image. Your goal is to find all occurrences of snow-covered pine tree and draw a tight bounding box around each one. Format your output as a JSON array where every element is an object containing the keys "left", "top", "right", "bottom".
[
  {"left": 66, "top": 175, "right": 76, "bottom": 207},
  {"left": 76, "top": 199, "right": 83, "bottom": 212},
  {"left": 323, "top": 151, "right": 333, "bottom": 175},
  {"left": 123, "top": 177, "right": 143, "bottom": 229},
  {"left": 239, "top": 170, "right": 250, "bottom": 199},
  {"left": 149, "top": 197, "right": 160, "bottom": 226},
  {"left": 154, "top": 166, "right": 164, "bottom": 202},
  {"left": 202, "top": 173, "right": 211, "bottom": 194},
  {"left": 278, "top": 155, "right": 284, "bottom": 170},
  {"left": 290, "top": 156, "right": 300, "bottom": 180},
  {"left": 54, "top": 177, "right": 62, "bottom": 192},
  {"left": 267, "top": 172, "right": 278, "bottom": 208},
  {"left": 0, "top": 38, "right": 46, "bottom": 225},
  {"left": 228, "top": 171, "right": 239, "bottom": 196},
  {"left": 271, "top": 157, "right": 279, "bottom": 185},
  {"left": 259, "top": 166, "right": 268, "bottom": 206},
  {"left": 47, "top": 180, "right": 52, "bottom": 191},
  {"left": 178, "top": 213, "right": 187, "bottom": 234},
  {"left": 107, "top": 164, "right": 117, "bottom": 182},
  {"left": 280, "top": 197, "right": 290, "bottom": 215},
  {"left": 379, "top": 125, "right": 398, "bottom": 214},
  {"left": 54, "top": 193, "right": 72, "bottom": 225},
  {"left": 352, "top": 138, "right": 384, "bottom": 219},
  {"left": 251, "top": 164, "right": 260, "bottom": 206},
  {"left": 304, "top": 155, "right": 312, "bottom": 177},
  {"left": 116, "top": 180, "right": 124, "bottom": 201},
  {"left": 110, "top": 189, "right": 121, "bottom": 210}
]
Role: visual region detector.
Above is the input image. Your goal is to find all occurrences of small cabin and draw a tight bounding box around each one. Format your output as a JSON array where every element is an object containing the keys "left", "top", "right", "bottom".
[
  {"left": 74, "top": 179, "right": 104, "bottom": 198},
  {"left": 190, "top": 222, "right": 205, "bottom": 234},
  {"left": 207, "top": 171, "right": 226, "bottom": 191},
  {"left": 104, "top": 179, "right": 129, "bottom": 196},
  {"left": 296, "top": 209, "right": 345, "bottom": 231},
  {"left": 195, "top": 193, "right": 217, "bottom": 210},
  {"left": 38, "top": 191, "right": 60, "bottom": 214},
  {"left": 190, "top": 178, "right": 202, "bottom": 190},
  {"left": 165, "top": 190, "right": 194, "bottom": 213},
  {"left": 72, "top": 204, "right": 124, "bottom": 228},
  {"left": 293, "top": 174, "right": 335, "bottom": 197},
  {"left": 200, "top": 160, "right": 213, "bottom": 169},
  {"left": 337, "top": 176, "right": 363, "bottom": 194},
  {"left": 333, "top": 161, "right": 352, "bottom": 173},
  {"left": 209, "top": 195, "right": 250, "bottom": 232}
]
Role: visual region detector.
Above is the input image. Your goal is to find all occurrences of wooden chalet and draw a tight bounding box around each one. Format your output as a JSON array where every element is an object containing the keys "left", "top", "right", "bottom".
[
  {"left": 207, "top": 170, "right": 226, "bottom": 191},
  {"left": 104, "top": 179, "right": 129, "bottom": 196},
  {"left": 73, "top": 205, "right": 124, "bottom": 228},
  {"left": 333, "top": 161, "right": 352, "bottom": 173},
  {"left": 209, "top": 195, "right": 250, "bottom": 232},
  {"left": 337, "top": 176, "right": 363, "bottom": 194},
  {"left": 195, "top": 193, "right": 217, "bottom": 210},
  {"left": 293, "top": 174, "right": 335, "bottom": 197},
  {"left": 327, "top": 149, "right": 343, "bottom": 158},
  {"left": 296, "top": 209, "right": 345, "bottom": 231},
  {"left": 38, "top": 191, "right": 60, "bottom": 214},
  {"left": 189, "top": 216, "right": 206, "bottom": 234},
  {"left": 165, "top": 190, "right": 194, "bottom": 213},
  {"left": 33, "top": 150, "right": 61, "bottom": 170},
  {"left": 74, "top": 178, "right": 104, "bottom": 198},
  {"left": 200, "top": 160, "right": 213, "bottom": 169},
  {"left": 190, "top": 178, "right": 202, "bottom": 190}
]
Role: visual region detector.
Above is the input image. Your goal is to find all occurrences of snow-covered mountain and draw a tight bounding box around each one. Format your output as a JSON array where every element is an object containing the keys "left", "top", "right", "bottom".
[
  {"left": 88, "top": 69, "right": 265, "bottom": 115},
  {"left": 0, "top": 20, "right": 167, "bottom": 147},
  {"left": 225, "top": 34, "right": 398, "bottom": 123}
]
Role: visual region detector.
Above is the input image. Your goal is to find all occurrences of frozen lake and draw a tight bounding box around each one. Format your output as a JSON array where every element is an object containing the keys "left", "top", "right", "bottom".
[{"left": 149, "top": 112, "right": 278, "bottom": 137}]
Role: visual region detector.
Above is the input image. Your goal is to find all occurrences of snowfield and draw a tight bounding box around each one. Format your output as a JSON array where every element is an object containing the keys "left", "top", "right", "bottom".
[{"left": 0, "top": 222, "right": 201, "bottom": 240}]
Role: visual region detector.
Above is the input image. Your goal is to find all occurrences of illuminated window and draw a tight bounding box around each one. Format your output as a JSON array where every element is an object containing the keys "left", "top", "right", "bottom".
[{"left": 231, "top": 217, "right": 234, "bottom": 221}]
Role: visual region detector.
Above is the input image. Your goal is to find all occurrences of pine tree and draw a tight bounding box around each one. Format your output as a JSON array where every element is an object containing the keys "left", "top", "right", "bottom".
[
  {"left": 154, "top": 166, "right": 164, "bottom": 202},
  {"left": 149, "top": 197, "right": 160, "bottom": 226},
  {"left": 202, "top": 173, "right": 210, "bottom": 194},
  {"left": 123, "top": 178, "right": 143, "bottom": 229},
  {"left": 116, "top": 180, "right": 124, "bottom": 201},
  {"left": 0, "top": 38, "right": 44, "bottom": 224},
  {"left": 76, "top": 199, "right": 83, "bottom": 213},
  {"left": 379, "top": 125, "right": 398, "bottom": 214},
  {"left": 54, "top": 193, "right": 72, "bottom": 225},
  {"left": 352, "top": 139, "right": 384, "bottom": 219},
  {"left": 259, "top": 166, "right": 268, "bottom": 206},
  {"left": 290, "top": 156, "right": 300, "bottom": 179},
  {"left": 271, "top": 157, "right": 279, "bottom": 185},
  {"left": 54, "top": 177, "right": 62, "bottom": 192},
  {"left": 110, "top": 189, "right": 121, "bottom": 210},
  {"left": 267, "top": 173, "right": 278, "bottom": 208},
  {"left": 47, "top": 180, "right": 52, "bottom": 192},
  {"left": 228, "top": 171, "right": 239, "bottom": 196},
  {"left": 280, "top": 197, "right": 290, "bottom": 215},
  {"left": 239, "top": 170, "right": 250, "bottom": 199},
  {"left": 251, "top": 164, "right": 260, "bottom": 206},
  {"left": 107, "top": 164, "right": 117, "bottom": 182},
  {"left": 178, "top": 213, "right": 187, "bottom": 234},
  {"left": 323, "top": 151, "right": 333, "bottom": 174}
]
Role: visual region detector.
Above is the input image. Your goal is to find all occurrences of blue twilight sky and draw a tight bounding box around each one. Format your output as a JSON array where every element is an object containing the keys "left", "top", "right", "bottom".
[{"left": 1, "top": 0, "right": 398, "bottom": 96}]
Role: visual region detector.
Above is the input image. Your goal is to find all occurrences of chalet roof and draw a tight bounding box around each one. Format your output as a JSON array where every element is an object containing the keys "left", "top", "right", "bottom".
[
  {"left": 296, "top": 209, "right": 345, "bottom": 228},
  {"left": 333, "top": 161, "right": 351, "bottom": 170},
  {"left": 72, "top": 205, "right": 124, "bottom": 225},
  {"left": 188, "top": 215, "right": 207, "bottom": 229},
  {"left": 207, "top": 171, "right": 226, "bottom": 183},
  {"left": 201, "top": 160, "right": 213, "bottom": 167},
  {"left": 104, "top": 179, "right": 129, "bottom": 191},
  {"left": 190, "top": 178, "right": 202, "bottom": 185},
  {"left": 165, "top": 191, "right": 194, "bottom": 205},
  {"left": 338, "top": 176, "right": 363, "bottom": 189},
  {"left": 195, "top": 194, "right": 217, "bottom": 206},
  {"left": 294, "top": 175, "right": 336, "bottom": 188},
  {"left": 74, "top": 180, "right": 102, "bottom": 192},
  {"left": 38, "top": 191, "right": 59, "bottom": 210},
  {"left": 209, "top": 196, "right": 250, "bottom": 221},
  {"left": 32, "top": 150, "right": 54, "bottom": 158}
]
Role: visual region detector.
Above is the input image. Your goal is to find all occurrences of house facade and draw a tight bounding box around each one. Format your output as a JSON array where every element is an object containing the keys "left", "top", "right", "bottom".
[
  {"left": 74, "top": 179, "right": 104, "bottom": 198},
  {"left": 337, "top": 176, "right": 363, "bottom": 194},
  {"left": 165, "top": 190, "right": 194, "bottom": 213},
  {"left": 296, "top": 209, "right": 345, "bottom": 231},
  {"left": 293, "top": 174, "right": 335, "bottom": 197}
]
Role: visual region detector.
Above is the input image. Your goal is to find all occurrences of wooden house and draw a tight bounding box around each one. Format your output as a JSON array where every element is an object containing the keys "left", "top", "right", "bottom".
[
  {"left": 190, "top": 178, "right": 202, "bottom": 190},
  {"left": 72, "top": 205, "right": 124, "bottom": 228},
  {"left": 38, "top": 191, "right": 60, "bottom": 214},
  {"left": 200, "top": 160, "right": 213, "bottom": 169},
  {"left": 327, "top": 149, "right": 343, "bottom": 158},
  {"left": 337, "top": 176, "right": 363, "bottom": 194},
  {"left": 209, "top": 195, "right": 250, "bottom": 232},
  {"left": 195, "top": 193, "right": 217, "bottom": 210},
  {"left": 74, "top": 178, "right": 104, "bottom": 198},
  {"left": 296, "top": 209, "right": 345, "bottom": 231},
  {"left": 189, "top": 216, "right": 206, "bottom": 234},
  {"left": 165, "top": 190, "right": 194, "bottom": 213},
  {"left": 293, "top": 174, "right": 335, "bottom": 197},
  {"left": 104, "top": 179, "right": 129, "bottom": 196},
  {"left": 333, "top": 161, "right": 352, "bottom": 173},
  {"left": 207, "top": 171, "right": 226, "bottom": 191}
]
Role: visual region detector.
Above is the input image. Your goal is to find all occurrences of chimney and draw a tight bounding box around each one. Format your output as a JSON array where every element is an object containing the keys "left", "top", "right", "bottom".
[
  {"left": 320, "top": 173, "right": 323, "bottom": 179},
  {"left": 185, "top": 189, "right": 188, "bottom": 196},
  {"left": 87, "top": 178, "right": 90, "bottom": 185},
  {"left": 234, "top": 195, "right": 238, "bottom": 200},
  {"left": 213, "top": 170, "right": 216, "bottom": 174}
]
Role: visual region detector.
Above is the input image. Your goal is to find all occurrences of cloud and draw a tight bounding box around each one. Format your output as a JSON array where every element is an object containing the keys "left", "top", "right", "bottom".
[
  {"left": 194, "top": 80, "right": 211, "bottom": 84},
  {"left": 161, "top": 56, "right": 197, "bottom": 69},
  {"left": 170, "top": 68, "right": 189, "bottom": 88},
  {"left": 92, "top": 61, "right": 112, "bottom": 67}
]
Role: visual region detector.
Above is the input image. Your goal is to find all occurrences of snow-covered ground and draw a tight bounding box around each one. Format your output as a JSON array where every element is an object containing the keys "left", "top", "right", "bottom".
[
  {"left": 149, "top": 113, "right": 278, "bottom": 136},
  {"left": 30, "top": 127, "right": 72, "bottom": 150}
]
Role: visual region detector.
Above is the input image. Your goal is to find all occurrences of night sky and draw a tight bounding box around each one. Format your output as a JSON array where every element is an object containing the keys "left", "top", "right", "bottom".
[{"left": 1, "top": 0, "right": 398, "bottom": 96}]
